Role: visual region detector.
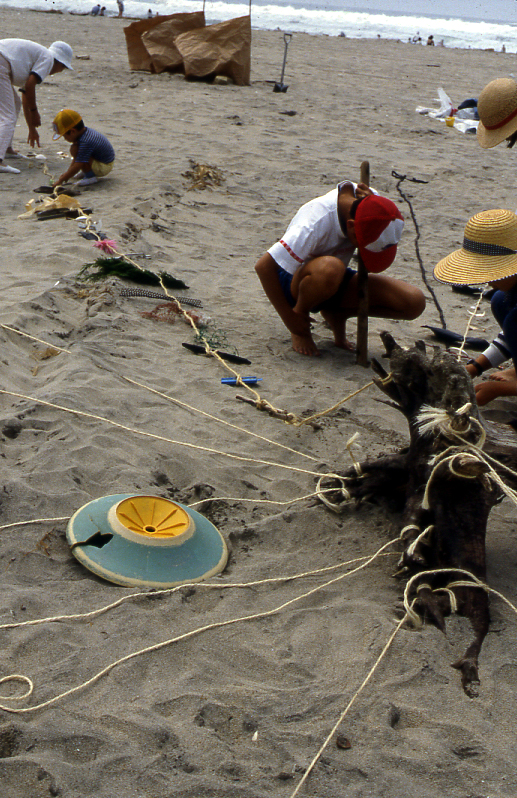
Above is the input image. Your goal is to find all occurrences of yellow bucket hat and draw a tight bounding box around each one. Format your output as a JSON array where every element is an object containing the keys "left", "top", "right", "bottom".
[{"left": 434, "top": 209, "right": 517, "bottom": 285}]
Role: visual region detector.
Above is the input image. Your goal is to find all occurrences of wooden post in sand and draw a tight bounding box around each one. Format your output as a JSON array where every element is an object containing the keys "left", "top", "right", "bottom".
[{"left": 356, "top": 160, "right": 370, "bottom": 366}]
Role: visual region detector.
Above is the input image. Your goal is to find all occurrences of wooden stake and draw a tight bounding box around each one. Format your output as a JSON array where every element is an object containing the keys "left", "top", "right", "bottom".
[{"left": 356, "top": 160, "right": 370, "bottom": 366}]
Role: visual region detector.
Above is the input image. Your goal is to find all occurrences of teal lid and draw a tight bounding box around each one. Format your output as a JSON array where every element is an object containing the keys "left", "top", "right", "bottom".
[{"left": 66, "top": 493, "right": 228, "bottom": 588}]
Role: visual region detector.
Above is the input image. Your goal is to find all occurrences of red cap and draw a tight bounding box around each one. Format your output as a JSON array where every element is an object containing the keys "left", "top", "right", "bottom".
[{"left": 354, "top": 195, "right": 404, "bottom": 273}]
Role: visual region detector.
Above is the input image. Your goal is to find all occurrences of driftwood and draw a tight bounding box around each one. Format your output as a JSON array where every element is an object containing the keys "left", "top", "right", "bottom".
[{"left": 328, "top": 332, "right": 517, "bottom": 697}]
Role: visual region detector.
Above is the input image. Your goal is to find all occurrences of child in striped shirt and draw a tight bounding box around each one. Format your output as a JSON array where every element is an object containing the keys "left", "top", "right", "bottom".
[{"left": 51, "top": 108, "right": 115, "bottom": 187}]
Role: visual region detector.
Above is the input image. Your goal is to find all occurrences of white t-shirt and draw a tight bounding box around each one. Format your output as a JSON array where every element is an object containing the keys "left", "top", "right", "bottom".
[
  {"left": 268, "top": 180, "right": 378, "bottom": 276},
  {"left": 0, "top": 39, "right": 54, "bottom": 87}
]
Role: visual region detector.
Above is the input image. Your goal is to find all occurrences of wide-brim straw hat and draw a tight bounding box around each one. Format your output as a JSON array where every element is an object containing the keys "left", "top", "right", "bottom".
[
  {"left": 477, "top": 77, "right": 517, "bottom": 148},
  {"left": 434, "top": 209, "right": 517, "bottom": 285}
]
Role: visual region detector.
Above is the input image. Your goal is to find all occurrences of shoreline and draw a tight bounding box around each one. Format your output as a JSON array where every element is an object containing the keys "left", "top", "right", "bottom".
[{"left": 0, "top": 2, "right": 514, "bottom": 51}]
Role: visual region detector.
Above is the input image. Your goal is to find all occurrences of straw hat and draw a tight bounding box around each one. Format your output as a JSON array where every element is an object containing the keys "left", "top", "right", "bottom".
[
  {"left": 434, "top": 209, "right": 517, "bottom": 285},
  {"left": 477, "top": 77, "right": 517, "bottom": 148}
]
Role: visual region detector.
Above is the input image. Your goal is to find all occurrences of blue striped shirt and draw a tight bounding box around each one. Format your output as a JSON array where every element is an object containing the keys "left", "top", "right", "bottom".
[{"left": 76, "top": 127, "right": 115, "bottom": 165}]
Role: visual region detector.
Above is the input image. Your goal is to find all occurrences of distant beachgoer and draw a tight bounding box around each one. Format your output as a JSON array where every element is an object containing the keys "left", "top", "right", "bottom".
[
  {"left": 99, "top": 6, "right": 106, "bottom": 15},
  {"left": 502, "top": 44, "right": 506, "bottom": 53},
  {"left": 435, "top": 209, "right": 517, "bottom": 406},
  {"left": 0, "top": 38, "right": 73, "bottom": 174},
  {"left": 147, "top": 8, "right": 153, "bottom": 17},
  {"left": 117, "top": 0, "right": 124, "bottom": 17},
  {"left": 438, "top": 39, "right": 445, "bottom": 47},
  {"left": 427, "top": 35, "right": 434, "bottom": 46},
  {"left": 51, "top": 109, "right": 115, "bottom": 188},
  {"left": 91, "top": 4, "right": 100, "bottom": 14},
  {"left": 254, "top": 182, "right": 425, "bottom": 356}
]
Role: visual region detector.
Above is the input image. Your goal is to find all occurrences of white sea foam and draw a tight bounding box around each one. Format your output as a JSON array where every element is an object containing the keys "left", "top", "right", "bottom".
[{"left": 1, "top": 0, "right": 516, "bottom": 51}]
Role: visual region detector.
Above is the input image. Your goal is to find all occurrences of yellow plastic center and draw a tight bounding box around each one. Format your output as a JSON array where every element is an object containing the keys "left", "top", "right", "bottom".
[{"left": 115, "top": 496, "right": 191, "bottom": 539}]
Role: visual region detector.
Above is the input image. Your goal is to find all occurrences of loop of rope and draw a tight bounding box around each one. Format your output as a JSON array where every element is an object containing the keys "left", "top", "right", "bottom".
[{"left": 315, "top": 475, "right": 351, "bottom": 513}]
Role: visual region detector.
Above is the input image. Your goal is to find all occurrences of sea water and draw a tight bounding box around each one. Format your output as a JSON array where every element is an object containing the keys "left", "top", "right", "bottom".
[{"left": 0, "top": 0, "right": 516, "bottom": 52}]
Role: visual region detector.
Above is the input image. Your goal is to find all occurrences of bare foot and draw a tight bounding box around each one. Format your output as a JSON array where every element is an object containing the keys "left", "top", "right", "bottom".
[
  {"left": 291, "top": 331, "right": 321, "bottom": 356},
  {"left": 475, "top": 378, "right": 517, "bottom": 406},
  {"left": 334, "top": 338, "right": 356, "bottom": 352},
  {"left": 6, "top": 146, "right": 18, "bottom": 156},
  {"left": 489, "top": 366, "right": 517, "bottom": 382}
]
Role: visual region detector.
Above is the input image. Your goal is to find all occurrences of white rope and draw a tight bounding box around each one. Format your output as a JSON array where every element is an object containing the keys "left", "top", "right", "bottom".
[{"left": 0, "top": 538, "right": 400, "bottom": 713}]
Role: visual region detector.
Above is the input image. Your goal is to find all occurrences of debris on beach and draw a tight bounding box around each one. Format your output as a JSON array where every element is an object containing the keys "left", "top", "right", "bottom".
[
  {"left": 77, "top": 257, "right": 189, "bottom": 289},
  {"left": 183, "top": 159, "right": 225, "bottom": 190}
]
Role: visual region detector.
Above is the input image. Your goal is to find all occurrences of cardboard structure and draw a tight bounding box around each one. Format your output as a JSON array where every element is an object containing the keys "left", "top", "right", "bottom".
[{"left": 124, "top": 10, "right": 251, "bottom": 85}]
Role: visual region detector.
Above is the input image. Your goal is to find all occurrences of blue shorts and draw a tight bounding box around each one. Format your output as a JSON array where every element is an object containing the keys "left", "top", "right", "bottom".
[{"left": 277, "top": 265, "right": 356, "bottom": 312}]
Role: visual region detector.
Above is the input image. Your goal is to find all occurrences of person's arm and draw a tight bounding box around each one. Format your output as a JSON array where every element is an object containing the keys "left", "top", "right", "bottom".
[
  {"left": 466, "top": 354, "right": 492, "bottom": 377},
  {"left": 20, "top": 73, "right": 41, "bottom": 148},
  {"left": 254, "top": 253, "right": 311, "bottom": 337},
  {"left": 53, "top": 160, "right": 88, "bottom": 187}
]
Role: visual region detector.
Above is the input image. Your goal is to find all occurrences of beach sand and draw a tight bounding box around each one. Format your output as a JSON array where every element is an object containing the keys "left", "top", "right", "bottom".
[{"left": 0, "top": 9, "right": 517, "bottom": 797}]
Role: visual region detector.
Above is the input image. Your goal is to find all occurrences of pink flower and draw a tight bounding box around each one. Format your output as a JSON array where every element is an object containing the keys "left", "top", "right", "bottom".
[{"left": 93, "top": 239, "right": 118, "bottom": 254}]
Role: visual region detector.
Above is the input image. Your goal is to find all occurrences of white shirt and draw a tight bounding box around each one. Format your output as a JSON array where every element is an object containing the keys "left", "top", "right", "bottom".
[
  {"left": 0, "top": 39, "right": 54, "bottom": 87},
  {"left": 268, "top": 181, "right": 377, "bottom": 276}
]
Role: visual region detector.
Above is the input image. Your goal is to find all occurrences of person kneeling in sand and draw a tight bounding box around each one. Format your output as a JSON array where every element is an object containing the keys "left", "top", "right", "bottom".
[
  {"left": 51, "top": 108, "right": 115, "bottom": 187},
  {"left": 434, "top": 208, "right": 517, "bottom": 406},
  {"left": 254, "top": 180, "right": 426, "bottom": 356}
]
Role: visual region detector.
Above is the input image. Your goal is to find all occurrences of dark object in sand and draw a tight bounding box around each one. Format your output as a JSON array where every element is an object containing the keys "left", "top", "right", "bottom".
[
  {"left": 328, "top": 332, "right": 517, "bottom": 696},
  {"left": 78, "top": 257, "right": 189, "bottom": 289},
  {"left": 36, "top": 207, "right": 92, "bottom": 221},
  {"left": 422, "top": 325, "right": 489, "bottom": 351},
  {"left": 80, "top": 231, "right": 108, "bottom": 241},
  {"left": 182, "top": 342, "right": 251, "bottom": 365},
  {"left": 451, "top": 284, "right": 496, "bottom": 301},
  {"left": 120, "top": 286, "right": 202, "bottom": 308},
  {"left": 34, "top": 185, "right": 81, "bottom": 196}
]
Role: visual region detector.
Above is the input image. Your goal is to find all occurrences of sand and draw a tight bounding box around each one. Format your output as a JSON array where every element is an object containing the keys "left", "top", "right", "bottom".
[{"left": 0, "top": 8, "right": 517, "bottom": 797}]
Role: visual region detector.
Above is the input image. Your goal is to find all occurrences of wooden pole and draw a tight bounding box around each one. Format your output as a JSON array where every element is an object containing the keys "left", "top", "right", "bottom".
[{"left": 356, "top": 160, "right": 370, "bottom": 366}]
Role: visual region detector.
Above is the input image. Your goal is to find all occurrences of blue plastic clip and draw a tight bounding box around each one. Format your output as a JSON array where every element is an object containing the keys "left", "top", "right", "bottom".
[{"left": 221, "top": 377, "right": 262, "bottom": 386}]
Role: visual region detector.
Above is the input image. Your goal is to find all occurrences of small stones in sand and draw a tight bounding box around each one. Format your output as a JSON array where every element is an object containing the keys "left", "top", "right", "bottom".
[{"left": 336, "top": 734, "right": 352, "bottom": 750}]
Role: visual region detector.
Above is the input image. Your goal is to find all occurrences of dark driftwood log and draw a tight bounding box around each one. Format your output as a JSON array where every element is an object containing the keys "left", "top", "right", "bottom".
[{"left": 334, "top": 332, "right": 514, "bottom": 697}]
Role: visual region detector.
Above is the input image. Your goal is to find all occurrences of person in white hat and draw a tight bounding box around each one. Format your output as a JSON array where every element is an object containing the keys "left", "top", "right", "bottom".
[
  {"left": 254, "top": 181, "right": 426, "bottom": 356},
  {"left": 0, "top": 38, "right": 73, "bottom": 174},
  {"left": 434, "top": 208, "right": 517, "bottom": 406}
]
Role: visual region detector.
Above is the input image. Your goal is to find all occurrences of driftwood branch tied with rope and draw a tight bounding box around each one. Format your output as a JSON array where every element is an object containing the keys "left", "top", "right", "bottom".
[{"left": 326, "top": 333, "right": 517, "bottom": 696}]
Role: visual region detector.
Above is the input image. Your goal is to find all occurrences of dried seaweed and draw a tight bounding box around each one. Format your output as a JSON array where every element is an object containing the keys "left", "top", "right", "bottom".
[
  {"left": 183, "top": 160, "right": 225, "bottom": 190},
  {"left": 77, "top": 257, "right": 189, "bottom": 289},
  {"left": 141, "top": 302, "right": 207, "bottom": 327}
]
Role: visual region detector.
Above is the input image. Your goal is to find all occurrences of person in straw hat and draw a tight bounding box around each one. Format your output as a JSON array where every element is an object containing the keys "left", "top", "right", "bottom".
[
  {"left": 477, "top": 77, "right": 517, "bottom": 149},
  {"left": 434, "top": 208, "right": 517, "bottom": 405}
]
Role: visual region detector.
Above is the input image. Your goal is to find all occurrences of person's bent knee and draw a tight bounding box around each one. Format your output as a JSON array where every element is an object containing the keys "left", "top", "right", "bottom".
[
  {"left": 405, "top": 288, "right": 426, "bottom": 319},
  {"left": 307, "top": 256, "right": 346, "bottom": 291}
]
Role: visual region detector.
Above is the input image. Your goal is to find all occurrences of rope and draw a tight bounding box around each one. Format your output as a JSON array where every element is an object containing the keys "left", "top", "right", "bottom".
[
  {"left": 122, "top": 376, "right": 319, "bottom": 462},
  {"left": 455, "top": 291, "right": 485, "bottom": 361},
  {"left": 1, "top": 302, "right": 376, "bottom": 429},
  {"left": 0, "top": 538, "right": 400, "bottom": 713},
  {"left": 293, "top": 381, "right": 375, "bottom": 427},
  {"left": 0, "top": 389, "right": 341, "bottom": 482},
  {"left": 0, "top": 323, "right": 70, "bottom": 354}
]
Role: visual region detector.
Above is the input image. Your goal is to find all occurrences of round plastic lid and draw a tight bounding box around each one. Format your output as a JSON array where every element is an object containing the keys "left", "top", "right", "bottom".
[{"left": 66, "top": 493, "right": 228, "bottom": 587}]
